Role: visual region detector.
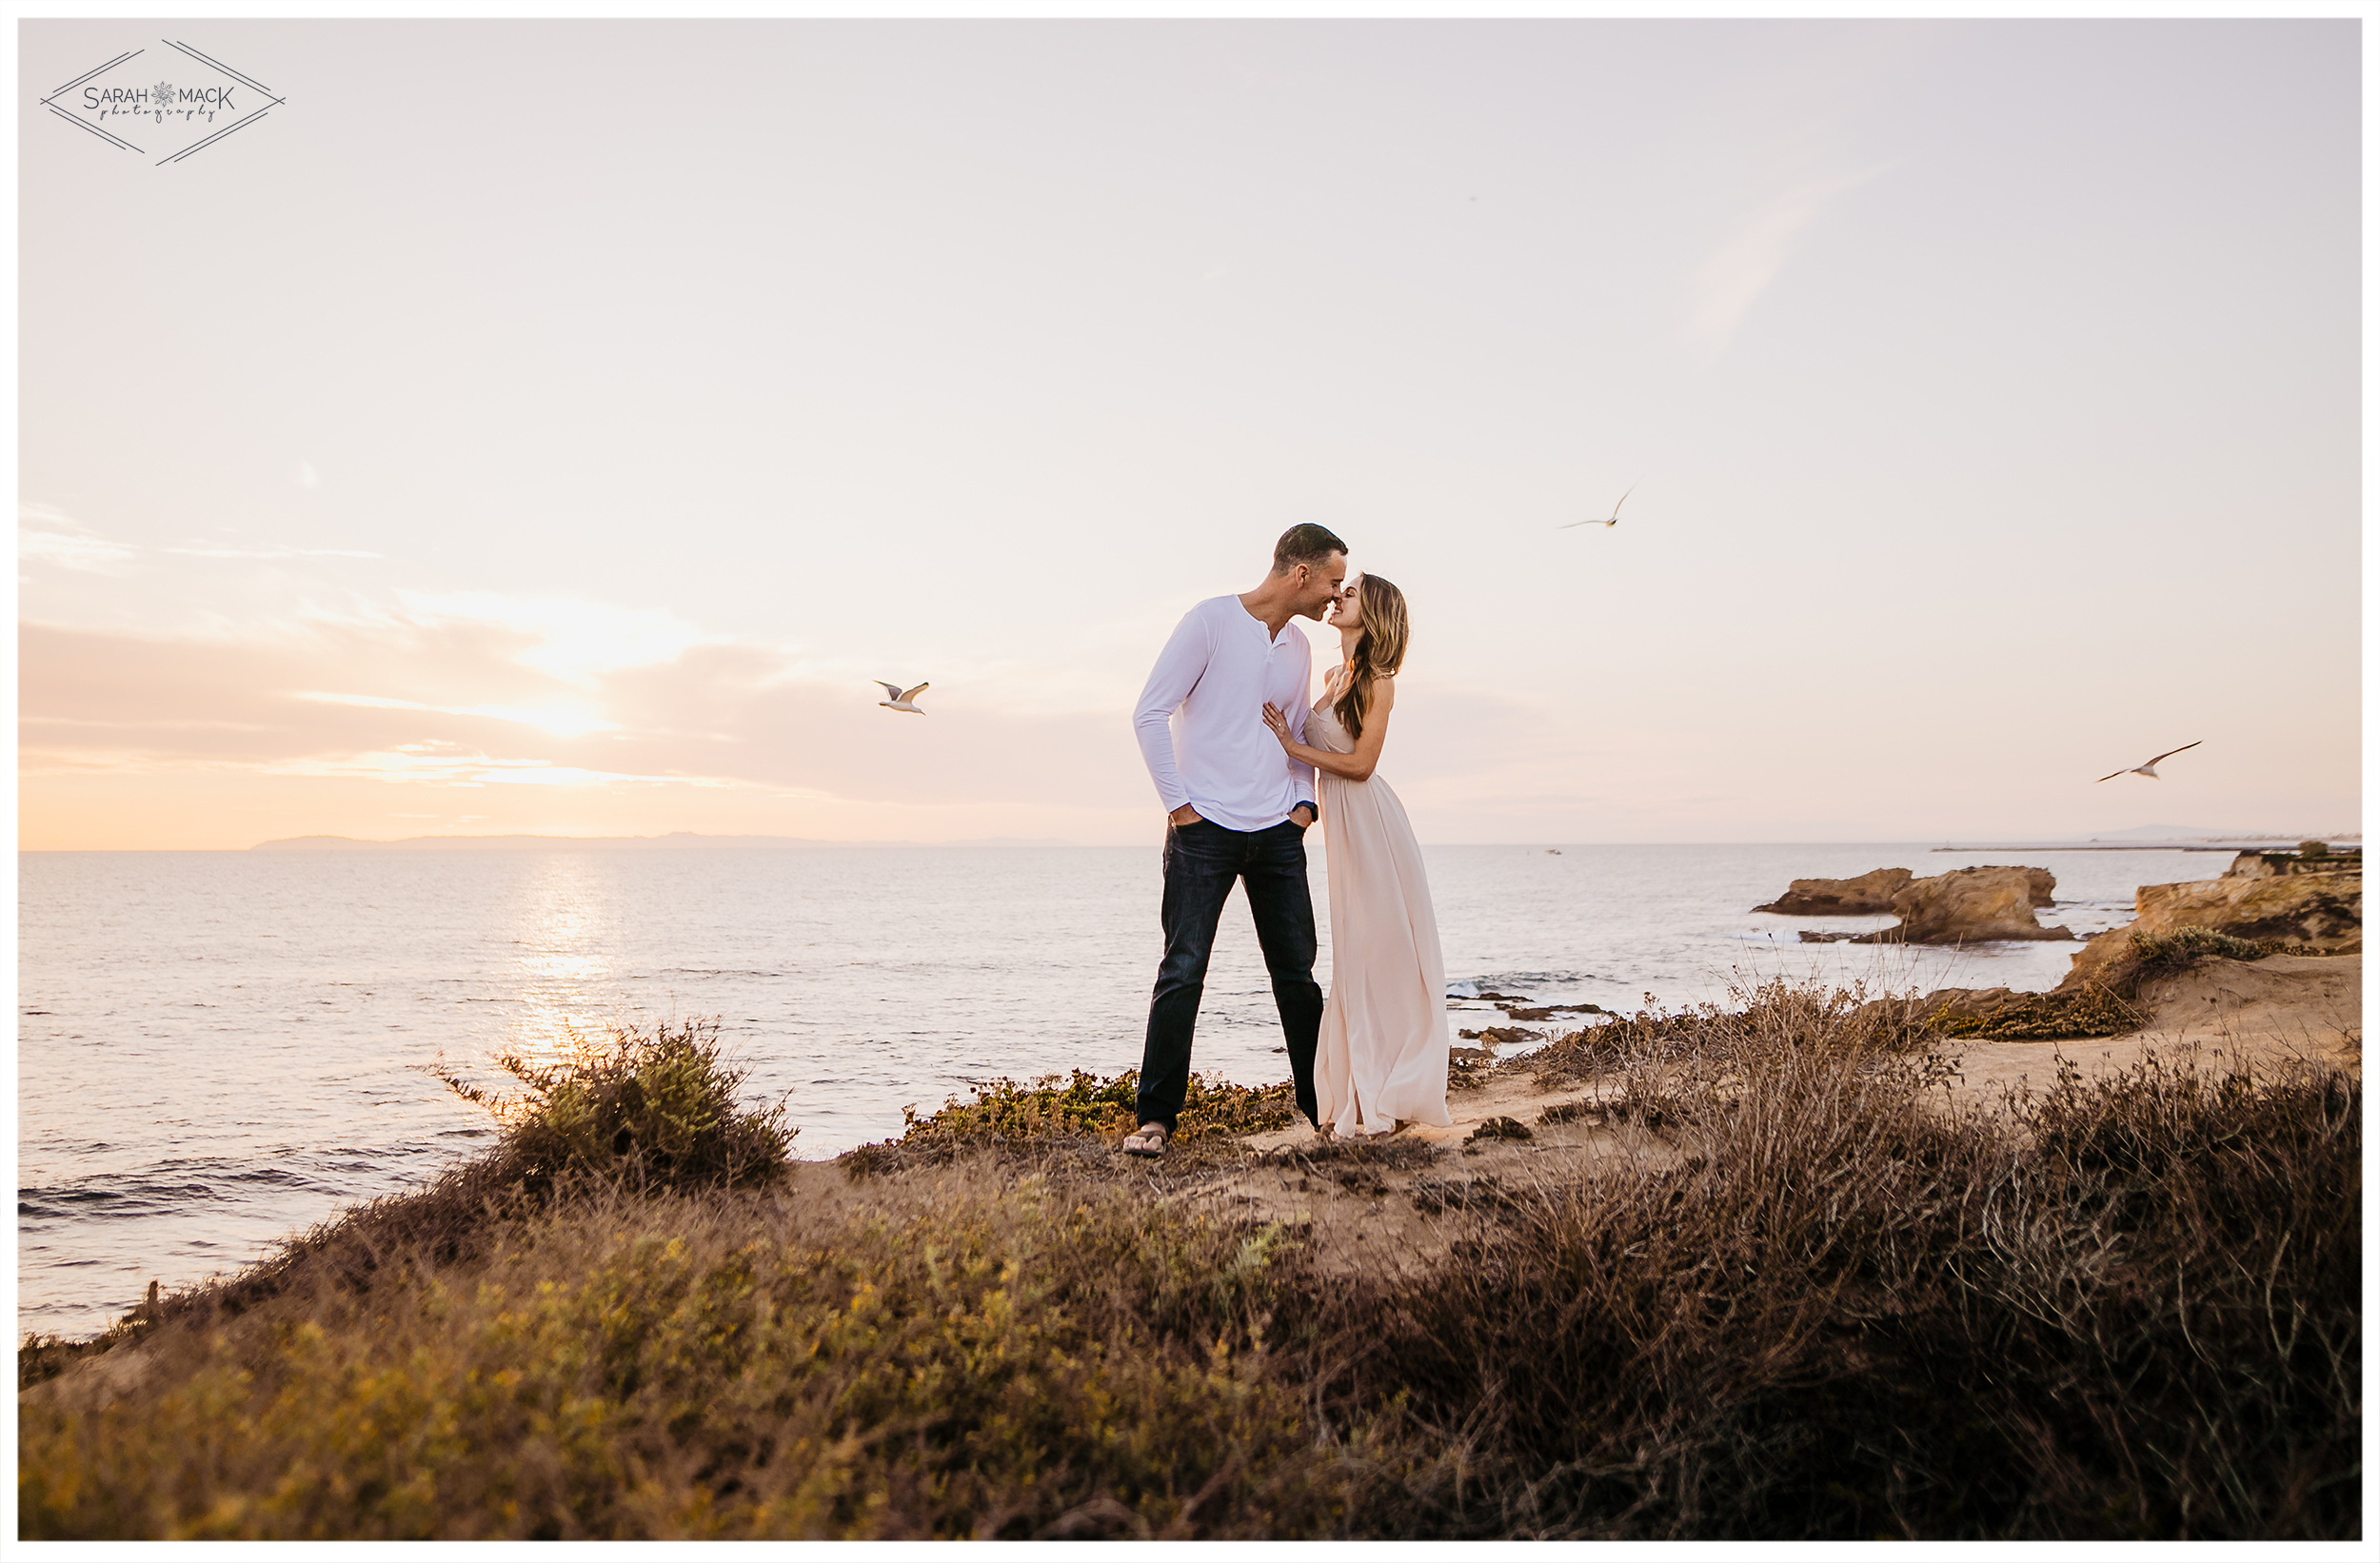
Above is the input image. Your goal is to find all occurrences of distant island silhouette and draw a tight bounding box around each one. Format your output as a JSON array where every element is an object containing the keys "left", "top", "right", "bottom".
[{"left": 248, "top": 832, "right": 1077, "bottom": 851}]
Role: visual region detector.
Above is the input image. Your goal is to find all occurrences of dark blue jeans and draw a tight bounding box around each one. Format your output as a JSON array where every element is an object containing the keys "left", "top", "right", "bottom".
[{"left": 1137, "top": 817, "right": 1323, "bottom": 1132}]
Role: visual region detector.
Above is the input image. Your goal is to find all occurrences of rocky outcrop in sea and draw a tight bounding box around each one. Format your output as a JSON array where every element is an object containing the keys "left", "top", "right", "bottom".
[
  {"left": 1850, "top": 865, "right": 2073, "bottom": 945},
  {"left": 1753, "top": 867, "right": 1914, "bottom": 915},
  {"left": 1757, "top": 863, "right": 2068, "bottom": 944}
]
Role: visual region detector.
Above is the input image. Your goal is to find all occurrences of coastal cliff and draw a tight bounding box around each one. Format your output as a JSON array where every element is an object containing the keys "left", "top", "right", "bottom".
[{"left": 2058, "top": 850, "right": 2362, "bottom": 995}]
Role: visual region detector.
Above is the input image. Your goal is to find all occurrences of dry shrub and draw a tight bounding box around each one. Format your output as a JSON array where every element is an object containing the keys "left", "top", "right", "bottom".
[
  {"left": 1521, "top": 977, "right": 1935, "bottom": 1089},
  {"left": 1305, "top": 999, "right": 2359, "bottom": 1539},
  {"left": 1464, "top": 1116, "right": 1535, "bottom": 1144},
  {"left": 1514, "top": 1021, "right": 1636, "bottom": 1087}
]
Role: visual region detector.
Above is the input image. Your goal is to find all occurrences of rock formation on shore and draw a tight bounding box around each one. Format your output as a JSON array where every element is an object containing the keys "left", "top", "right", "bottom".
[
  {"left": 2058, "top": 852, "right": 2362, "bottom": 993},
  {"left": 1850, "top": 865, "right": 2072, "bottom": 945},
  {"left": 1753, "top": 867, "right": 1914, "bottom": 915}
]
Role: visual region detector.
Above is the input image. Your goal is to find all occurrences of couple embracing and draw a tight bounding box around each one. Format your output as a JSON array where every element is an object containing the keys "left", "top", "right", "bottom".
[{"left": 1122, "top": 524, "right": 1449, "bottom": 1158}]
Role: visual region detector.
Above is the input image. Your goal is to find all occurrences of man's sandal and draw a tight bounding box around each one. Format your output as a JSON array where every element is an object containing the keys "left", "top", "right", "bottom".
[{"left": 1121, "top": 1122, "right": 1169, "bottom": 1158}]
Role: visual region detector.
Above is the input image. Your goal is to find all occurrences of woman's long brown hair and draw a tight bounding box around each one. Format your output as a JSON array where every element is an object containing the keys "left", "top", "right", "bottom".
[{"left": 1332, "top": 574, "right": 1410, "bottom": 741}]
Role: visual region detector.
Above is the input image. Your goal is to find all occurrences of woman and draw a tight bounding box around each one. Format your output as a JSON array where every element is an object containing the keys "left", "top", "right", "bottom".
[{"left": 1261, "top": 574, "right": 1451, "bottom": 1137}]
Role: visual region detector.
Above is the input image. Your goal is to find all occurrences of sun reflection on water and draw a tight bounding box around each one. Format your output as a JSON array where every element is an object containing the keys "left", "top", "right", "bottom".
[{"left": 506, "top": 857, "right": 625, "bottom": 1065}]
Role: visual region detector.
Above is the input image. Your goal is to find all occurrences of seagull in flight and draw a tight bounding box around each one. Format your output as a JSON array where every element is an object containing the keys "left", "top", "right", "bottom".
[
  {"left": 876, "top": 681, "right": 930, "bottom": 714},
  {"left": 2096, "top": 741, "right": 2199, "bottom": 782},
  {"left": 1558, "top": 483, "right": 1637, "bottom": 529}
]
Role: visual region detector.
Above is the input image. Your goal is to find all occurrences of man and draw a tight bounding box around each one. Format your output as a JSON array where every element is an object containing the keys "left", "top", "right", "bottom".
[{"left": 1121, "top": 524, "right": 1349, "bottom": 1157}]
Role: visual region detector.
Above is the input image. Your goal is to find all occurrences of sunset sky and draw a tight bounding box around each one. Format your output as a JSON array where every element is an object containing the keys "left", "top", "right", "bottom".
[{"left": 19, "top": 18, "right": 2360, "bottom": 849}]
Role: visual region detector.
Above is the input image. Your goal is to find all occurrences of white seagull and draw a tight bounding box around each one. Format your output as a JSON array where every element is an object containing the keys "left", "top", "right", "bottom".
[
  {"left": 2095, "top": 741, "right": 2200, "bottom": 782},
  {"left": 875, "top": 681, "right": 930, "bottom": 714},
  {"left": 1558, "top": 483, "right": 1637, "bottom": 529}
]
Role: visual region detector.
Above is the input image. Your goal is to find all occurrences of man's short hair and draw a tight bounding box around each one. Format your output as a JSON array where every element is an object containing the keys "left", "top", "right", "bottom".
[{"left": 1272, "top": 524, "right": 1350, "bottom": 575}]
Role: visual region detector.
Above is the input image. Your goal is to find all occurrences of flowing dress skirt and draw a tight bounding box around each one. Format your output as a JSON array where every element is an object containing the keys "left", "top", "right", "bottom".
[{"left": 1310, "top": 709, "right": 1452, "bottom": 1135}]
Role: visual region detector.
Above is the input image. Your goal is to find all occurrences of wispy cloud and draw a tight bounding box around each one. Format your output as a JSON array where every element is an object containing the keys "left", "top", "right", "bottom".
[
  {"left": 1685, "top": 168, "right": 1889, "bottom": 357},
  {"left": 294, "top": 689, "right": 620, "bottom": 738},
  {"left": 20, "top": 501, "right": 382, "bottom": 570},
  {"left": 19, "top": 504, "right": 137, "bottom": 573},
  {"left": 18, "top": 546, "right": 1157, "bottom": 844},
  {"left": 162, "top": 544, "right": 382, "bottom": 560},
  {"left": 19, "top": 609, "right": 1144, "bottom": 811},
  {"left": 258, "top": 744, "right": 708, "bottom": 790}
]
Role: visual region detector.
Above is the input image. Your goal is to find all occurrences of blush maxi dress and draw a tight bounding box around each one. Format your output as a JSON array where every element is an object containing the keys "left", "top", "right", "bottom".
[{"left": 1305, "top": 685, "right": 1454, "bottom": 1136}]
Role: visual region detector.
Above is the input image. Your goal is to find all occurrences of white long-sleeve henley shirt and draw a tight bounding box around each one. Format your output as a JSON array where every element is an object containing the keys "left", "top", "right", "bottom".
[{"left": 1132, "top": 595, "right": 1317, "bottom": 832}]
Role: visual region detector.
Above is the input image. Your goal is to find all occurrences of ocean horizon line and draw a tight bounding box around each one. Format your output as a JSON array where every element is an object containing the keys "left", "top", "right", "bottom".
[{"left": 11, "top": 829, "right": 2364, "bottom": 855}]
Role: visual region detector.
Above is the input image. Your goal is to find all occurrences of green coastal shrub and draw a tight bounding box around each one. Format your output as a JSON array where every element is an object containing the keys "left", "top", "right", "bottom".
[
  {"left": 843, "top": 1068, "right": 1299, "bottom": 1176},
  {"left": 1925, "top": 983, "right": 2140, "bottom": 1041},
  {"left": 19, "top": 1022, "right": 800, "bottom": 1349},
  {"left": 19, "top": 1180, "right": 1345, "bottom": 1540},
  {"left": 2128, "top": 924, "right": 2273, "bottom": 973},
  {"left": 432, "top": 1019, "right": 794, "bottom": 1194}
]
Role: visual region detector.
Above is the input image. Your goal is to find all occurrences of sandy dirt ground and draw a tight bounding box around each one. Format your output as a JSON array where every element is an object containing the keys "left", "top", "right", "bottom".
[
  {"left": 1199, "top": 1081, "right": 1683, "bottom": 1281},
  {"left": 1936, "top": 954, "right": 2360, "bottom": 1109}
]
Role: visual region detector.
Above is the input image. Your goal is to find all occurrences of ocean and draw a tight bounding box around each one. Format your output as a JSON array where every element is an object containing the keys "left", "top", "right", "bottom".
[{"left": 18, "top": 841, "right": 2221, "bottom": 1336}]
